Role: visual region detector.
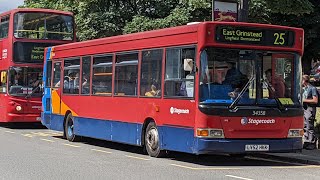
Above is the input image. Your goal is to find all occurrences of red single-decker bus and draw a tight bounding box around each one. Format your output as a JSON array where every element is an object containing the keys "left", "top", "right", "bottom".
[{"left": 42, "top": 22, "right": 304, "bottom": 157}]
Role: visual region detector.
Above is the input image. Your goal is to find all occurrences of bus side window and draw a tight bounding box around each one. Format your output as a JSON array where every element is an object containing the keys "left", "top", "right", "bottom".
[
  {"left": 114, "top": 52, "right": 138, "bottom": 96},
  {"left": 165, "top": 47, "right": 195, "bottom": 98},
  {"left": 92, "top": 55, "right": 113, "bottom": 95},
  {"left": 63, "top": 58, "right": 80, "bottom": 94},
  {"left": 140, "top": 49, "right": 163, "bottom": 97},
  {"left": 81, "top": 56, "right": 91, "bottom": 95}
]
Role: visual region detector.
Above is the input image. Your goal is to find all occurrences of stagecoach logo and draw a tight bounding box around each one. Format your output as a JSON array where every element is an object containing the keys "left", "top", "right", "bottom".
[
  {"left": 241, "top": 117, "right": 276, "bottom": 125},
  {"left": 241, "top": 117, "right": 248, "bottom": 125},
  {"left": 170, "top": 107, "right": 190, "bottom": 114}
]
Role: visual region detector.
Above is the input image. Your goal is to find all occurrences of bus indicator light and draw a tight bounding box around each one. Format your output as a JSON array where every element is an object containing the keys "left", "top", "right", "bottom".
[{"left": 197, "top": 129, "right": 209, "bottom": 137}]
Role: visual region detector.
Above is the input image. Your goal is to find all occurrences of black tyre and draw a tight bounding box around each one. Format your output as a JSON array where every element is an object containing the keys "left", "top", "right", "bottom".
[
  {"left": 145, "top": 122, "right": 166, "bottom": 157},
  {"left": 64, "top": 113, "right": 79, "bottom": 142}
]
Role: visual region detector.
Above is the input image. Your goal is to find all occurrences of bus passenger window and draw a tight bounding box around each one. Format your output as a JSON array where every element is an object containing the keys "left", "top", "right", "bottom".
[
  {"left": 114, "top": 53, "right": 138, "bottom": 96},
  {"left": 81, "top": 56, "right": 91, "bottom": 95},
  {"left": 140, "top": 49, "right": 163, "bottom": 97},
  {"left": 165, "top": 47, "right": 195, "bottom": 98},
  {"left": 63, "top": 58, "right": 80, "bottom": 94},
  {"left": 92, "top": 55, "right": 112, "bottom": 95}
]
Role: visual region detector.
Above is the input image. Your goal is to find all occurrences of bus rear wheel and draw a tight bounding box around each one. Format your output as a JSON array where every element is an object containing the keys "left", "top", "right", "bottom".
[
  {"left": 64, "top": 113, "right": 79, "bottom": 142},
  {"left": 145, "top": 122, "right": 165, "bottom": 157}
]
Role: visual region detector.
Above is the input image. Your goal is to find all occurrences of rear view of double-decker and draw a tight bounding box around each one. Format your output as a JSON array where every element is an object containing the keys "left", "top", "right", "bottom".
[{"left": 0, "top": 9, "right": 75, "bottom": 122}]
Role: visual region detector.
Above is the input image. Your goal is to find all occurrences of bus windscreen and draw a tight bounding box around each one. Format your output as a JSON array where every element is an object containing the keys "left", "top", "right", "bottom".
[{"left": 215, "top": 25, "right": 295, "bottom": 47}]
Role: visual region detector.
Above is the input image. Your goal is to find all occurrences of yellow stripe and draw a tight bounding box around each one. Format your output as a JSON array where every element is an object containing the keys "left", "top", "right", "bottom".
[
  {"left": 63, "top": 143, "right": 80, "bottom": 148},
  {"left": 125, "top": 155, "right": 150, "bottom": 161},
  {"left": 41, "top": 138, "right": 55, "bottom": 143},
  {"left": 22, "top": 134, "right": 33, "bottom": 138},
  {"left": 91, "top": 149, "right": 112, "bottom": 154},
  {"left": 4, "top": 131, "right": 15, "bottom": 134}
]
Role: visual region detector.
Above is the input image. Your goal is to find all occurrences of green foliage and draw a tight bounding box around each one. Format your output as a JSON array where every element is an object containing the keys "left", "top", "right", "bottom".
[{"left": 22, "top": 0, "right": 320, "bottom": 69}]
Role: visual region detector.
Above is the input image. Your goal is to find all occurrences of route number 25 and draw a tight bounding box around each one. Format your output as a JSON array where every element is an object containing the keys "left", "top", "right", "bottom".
[{"left": 274, "top": 33, "right": 285, "bottom": 45}]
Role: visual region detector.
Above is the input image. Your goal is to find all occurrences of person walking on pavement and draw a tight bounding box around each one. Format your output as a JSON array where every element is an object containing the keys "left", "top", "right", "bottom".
[{"left": 302, "top": 75, "right": 318, "bottom": 150}]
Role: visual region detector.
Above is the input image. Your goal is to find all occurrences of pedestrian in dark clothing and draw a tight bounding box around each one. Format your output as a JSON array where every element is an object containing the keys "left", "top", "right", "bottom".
[{"left": 302, "top": 75, "right": 318, "bottom": 150}]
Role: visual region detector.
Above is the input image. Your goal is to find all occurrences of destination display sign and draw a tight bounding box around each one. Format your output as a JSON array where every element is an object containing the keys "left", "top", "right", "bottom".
[
  {"left": 215, "top": 26, "right": 295, "bottom": 47},
  {"left": 13, "top": 42, "right": 57, "bottom": 63}
]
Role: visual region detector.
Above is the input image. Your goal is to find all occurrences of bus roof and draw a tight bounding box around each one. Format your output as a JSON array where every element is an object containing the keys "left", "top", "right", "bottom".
[
  {"left": 49, "top": 21, "right": 304, "bottom": 56},
  {"left": 0, "top": 8, "right": 74, "bottom": 17}
]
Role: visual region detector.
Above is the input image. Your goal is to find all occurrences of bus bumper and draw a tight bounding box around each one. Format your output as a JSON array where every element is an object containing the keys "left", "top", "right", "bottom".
[
  {"left": 6, "top": 113, "right": 41, "bottom": 122},
  {"left": 195, "top": 137, "right": 302, "bottom": 154}
]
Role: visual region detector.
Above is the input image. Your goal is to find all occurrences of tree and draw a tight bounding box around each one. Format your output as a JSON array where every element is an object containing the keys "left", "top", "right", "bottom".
[{"left": 23, "top": 0, "right": 180, "bottom": 40}]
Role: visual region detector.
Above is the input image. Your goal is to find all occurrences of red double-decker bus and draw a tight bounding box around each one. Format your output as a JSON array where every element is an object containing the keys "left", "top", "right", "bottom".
[
  {"left": 42, "top": 22, "right": 304, "bottom": 157},
  {"left": 0, "top": 8, "right": 75, "bottom": 122}
]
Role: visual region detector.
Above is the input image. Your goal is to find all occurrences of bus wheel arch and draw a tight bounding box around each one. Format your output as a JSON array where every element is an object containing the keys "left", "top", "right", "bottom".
[{"left": 142, "top": 118, "right": 165, "bottom": 157}]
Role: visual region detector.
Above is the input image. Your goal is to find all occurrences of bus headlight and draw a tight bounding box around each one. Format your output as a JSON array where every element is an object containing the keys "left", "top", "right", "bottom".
[
  {"left": 196, "top": 128, "right": 224, "bottom": 138},
  {"left": 16, "top": 105, "right": 22, "bottom": 111},
  {"left": 288, "top": 129, "right": 304, "bottom": 138}
]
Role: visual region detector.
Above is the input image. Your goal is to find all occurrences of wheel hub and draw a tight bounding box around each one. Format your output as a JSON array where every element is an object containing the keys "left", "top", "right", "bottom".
[{"left": 147, "top": 128, "right": 159, "bottom": 150}]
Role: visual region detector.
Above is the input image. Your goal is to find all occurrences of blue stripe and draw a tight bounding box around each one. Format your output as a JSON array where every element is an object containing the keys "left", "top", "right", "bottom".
[{"left": 41, "top": 114, "right": 302, "bottom": 154}]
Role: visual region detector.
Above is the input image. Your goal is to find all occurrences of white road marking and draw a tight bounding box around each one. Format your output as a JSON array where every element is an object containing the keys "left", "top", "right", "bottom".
[
  {"left": 170, "top": 164, "right": 241, "bottom": 170},
  {"left": 225, "top": 175, "right": 254, "bottom": 180},
  {"left": 271, "top": 165, "right": 320, "bottom": 169}
]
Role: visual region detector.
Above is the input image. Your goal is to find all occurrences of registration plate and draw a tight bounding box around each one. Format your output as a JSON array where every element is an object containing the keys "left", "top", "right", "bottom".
[
  {"left": 245, "top": 144, "right": 269, "bottom": 151},
  {"left": 36, "top": 117, "right": 41, "bottom": 121}
]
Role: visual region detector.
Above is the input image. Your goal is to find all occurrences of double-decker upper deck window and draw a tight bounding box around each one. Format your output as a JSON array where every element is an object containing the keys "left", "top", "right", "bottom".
[
  {"left": 165, "top": 47, "right": 195, "bottom": 98},
  {"left": 114, "top": 53, "right": 138, "bottom": 96},
  {"left": 14, "top": 13, "right": 74, "bottom": 40},
  {"left": 0, "top": 15, "right": 10, "bottom": 38}
]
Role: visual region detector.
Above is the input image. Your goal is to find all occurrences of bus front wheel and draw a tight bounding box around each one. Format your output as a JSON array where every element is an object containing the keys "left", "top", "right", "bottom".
[
  {"left": 145, "top": 122, "right": 165, "bottom": 157},
  {"left": 64, "top": 113, "right": 79, "bottom": 142}
]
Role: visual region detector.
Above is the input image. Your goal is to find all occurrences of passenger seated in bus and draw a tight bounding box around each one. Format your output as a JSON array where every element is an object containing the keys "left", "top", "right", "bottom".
[
  {"left": 82, "top": 74, "right": 90, "bottom": 94},
  {"left": 265, "top": 69, "right": 285, "bottom": 98},
  {"left": 145, "top": 84, "right": 160, "bottom": 97},
  {"left": 222, "top": 62, "right": 243, "bottom": 87}
]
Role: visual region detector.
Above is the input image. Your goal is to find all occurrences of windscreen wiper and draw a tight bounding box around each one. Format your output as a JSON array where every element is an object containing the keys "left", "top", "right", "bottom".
[
  {"left": 25, "top": 86, "right": 41, "bottom": 99},
  {"left": 228, "top": 76, "right": 255, "bottom": 111}
]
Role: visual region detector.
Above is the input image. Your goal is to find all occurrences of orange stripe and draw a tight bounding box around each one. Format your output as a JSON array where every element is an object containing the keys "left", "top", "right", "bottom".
[{"left": 52, "top": 90, "right": 78, "bottom": 116}]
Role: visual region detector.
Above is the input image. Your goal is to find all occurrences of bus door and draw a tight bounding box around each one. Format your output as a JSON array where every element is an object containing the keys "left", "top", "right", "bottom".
[
  {"left": 271, "top": 54, "right": 295, "bottom": 100},
  {"left": 50, "top": 61, "right": 63, "bottom": 117}
]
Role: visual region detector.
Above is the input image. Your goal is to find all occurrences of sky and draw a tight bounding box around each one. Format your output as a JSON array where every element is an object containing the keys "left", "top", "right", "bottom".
[{"left": 0, "top": 0, "right": 24, "bottom": 14}]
